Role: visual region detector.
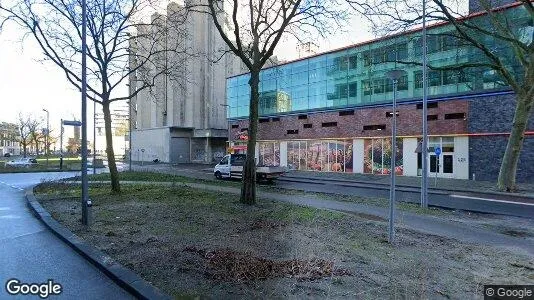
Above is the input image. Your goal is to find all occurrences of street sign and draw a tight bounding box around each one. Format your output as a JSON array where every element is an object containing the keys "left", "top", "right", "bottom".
[
  {"left": 434, "top": 147, "right": 441, "bottom": 156},
  {"left": 63, "top": 120, "right": 82, "bottom": 126}
]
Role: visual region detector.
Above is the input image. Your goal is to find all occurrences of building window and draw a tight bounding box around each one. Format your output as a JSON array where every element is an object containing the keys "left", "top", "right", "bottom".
[
  {"left": 385, "top": 111, "right": 399, "bottom": 118},
  {"left": 363, "top": 80, "right": 372, "bottom": 96},
  {"left": 373, "top": 78, "right": 385, "bottom": 94},
  {"left": 231, "top": 124, "right": 239, "bottom": 129},
  {"left": 322, "top": 122, "right": 338, "bottom": 127},
  {"left": 339, "top": 110, "right": 354, "bottom": 116},
  {"left": 349, "top": 55, "right": 358, "bottom": 69},
  {"left": 444, "top": 113, "right": 466, "bottom": 120},
  {"left": 287, "top": 129, "right": 299, "bottom": 134},
  {"left": 348, "top": 82, "right": 357, "bottom": 97},
  {"left": 417, "top": 102, "right": 438, "bottom": 109},
  {"left": 271, "top": 117, "right": 280, "bottom": 122},
  {"left": 259, "top": 118, "right": 269, "bottom": 123},
  {"left": 304, "top": 123, "right": 313, "bottom": 128},
  {"left": 429, "top": 70, "right": 441, "bottom": 86},
  {"left": 427, "top": 114, "right": 438, "bottom": 121},
  {"left": 298, "top": 114, "right": 308, "bottom": 120},
  {"left": 414, "top": 71, "right": 423, "bottom": 89},
  {"left": 363, "top": 124, "right": 386, "bottom": 131},
  {"left": 362, "top": 51, "right": 371, "bottom": 66}
]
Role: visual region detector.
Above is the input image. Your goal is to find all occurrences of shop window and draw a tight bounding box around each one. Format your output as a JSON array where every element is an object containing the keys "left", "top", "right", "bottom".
[
  {"left": 304, "top": 123, "right": 313, "bottom": 128},
  {"left": 363, "top": 124, "right": 386, "bottom": 131},
  {"left": 444, "top": 113, "right": 466, "bottom": 120},
  {"left": 287, "top": 129, "right": 299, "bottom": 134},
  {"left": 298, "top": 114, "right": 308, "bottom": 120},
  {"left": 427, "top": 115, "right": 438, "bottom": 121},
  {"left": 231, "top": 124, "right": 239, "bottom": 129},
  {"left": 322, "top": 122, "right": 338, "bottom": 127},
  {"left": 339, "top": 110, "right": 354, "bottom": 116}
]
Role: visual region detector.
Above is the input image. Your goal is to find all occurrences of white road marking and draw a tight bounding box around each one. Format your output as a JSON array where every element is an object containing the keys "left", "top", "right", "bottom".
[{"left": 450, "top": 194, "right": 534, "bottom": 206}]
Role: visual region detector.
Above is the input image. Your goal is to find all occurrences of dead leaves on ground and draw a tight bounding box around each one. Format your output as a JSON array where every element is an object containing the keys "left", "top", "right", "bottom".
[{"left": 183, "top": 246, "right": 351, "bottom": 282}]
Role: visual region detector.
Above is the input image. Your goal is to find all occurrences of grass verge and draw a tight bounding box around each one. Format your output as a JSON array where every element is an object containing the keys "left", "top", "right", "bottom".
[{"left": 35, "top": 183, "right": 534, "bottom": 299}]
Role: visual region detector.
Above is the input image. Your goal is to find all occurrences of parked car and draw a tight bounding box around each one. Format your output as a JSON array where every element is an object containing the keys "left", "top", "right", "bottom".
[
  {"left": 3, "top": 153, "right": 11, "bottom": 157},
  {"left": 5, "top": 157, "right": 38, "bottom": 168}
]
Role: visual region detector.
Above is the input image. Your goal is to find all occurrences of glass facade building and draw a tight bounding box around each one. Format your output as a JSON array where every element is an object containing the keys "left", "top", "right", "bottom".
[{"left": 226, "top": 5, "right": 527, "bottom": 119}]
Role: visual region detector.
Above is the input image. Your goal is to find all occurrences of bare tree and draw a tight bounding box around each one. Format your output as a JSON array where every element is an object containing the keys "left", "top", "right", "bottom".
[
  {"left": 348, "top": 0, "right": 533, "bottom": 191},
  {"left": 17, "top": 113, "right": 34, "bottom": 157},
  {"left": 195, "top": 0, "right": 348, "bottom": 204},
  {"left": 1, "top": 0, "right": 190, "bottom": 192}
]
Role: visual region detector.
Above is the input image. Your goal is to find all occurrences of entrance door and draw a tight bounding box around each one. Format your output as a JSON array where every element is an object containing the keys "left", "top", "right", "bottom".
[{"left": 428, "top": 153, "right": 454, "bottom": 178}]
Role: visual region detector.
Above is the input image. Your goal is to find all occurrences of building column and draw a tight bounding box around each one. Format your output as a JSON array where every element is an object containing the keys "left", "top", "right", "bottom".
[
  {"left": 353, "top": 139, "right": 364, "bottom": 174},
  {"left": 403, "top": 138, "right": 418, "bottom": 177},
  {"left": 280, "top": 141, "right": 288, "bottom": 167}
]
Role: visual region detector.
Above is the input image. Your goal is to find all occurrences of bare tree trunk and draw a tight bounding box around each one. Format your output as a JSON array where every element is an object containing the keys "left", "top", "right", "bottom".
[
  {"left": 102, "top": 100, "right": 121, "bottom": 193},
  {"left": 240, "top": 71, "right": 260, "bottom": 205},
  {"left": 497, "top": 94, "right": 533, "bottom": 192}
]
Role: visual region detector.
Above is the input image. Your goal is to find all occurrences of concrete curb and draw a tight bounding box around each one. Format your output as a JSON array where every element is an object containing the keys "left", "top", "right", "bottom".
[{"left": 25, "top": 188, "right": 171, "bottom": 300}]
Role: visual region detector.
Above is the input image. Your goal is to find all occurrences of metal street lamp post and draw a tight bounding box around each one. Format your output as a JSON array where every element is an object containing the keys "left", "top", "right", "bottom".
[
  {"left": 93, "top": 98, "right": 96, "bottom": 175},
  {"left": 42, "top": 109, "right": 49, "bottom": 169},
  {"left": 385, "top": 69, "right": 406, "bottom": 244},
  {"left": 421, "top": 0, "right": 429, "bottom": 208},
  {"left": 81, "top": 0, "right": 91, "bottom": 226}
]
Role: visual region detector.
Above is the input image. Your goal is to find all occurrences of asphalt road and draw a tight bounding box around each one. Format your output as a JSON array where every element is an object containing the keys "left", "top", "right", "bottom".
[
  {"left": 134, "top": 164, "right": 534, "bottom": 218},
  {"left": 0, "top": 171, "right": 132, "bottom": 299}
]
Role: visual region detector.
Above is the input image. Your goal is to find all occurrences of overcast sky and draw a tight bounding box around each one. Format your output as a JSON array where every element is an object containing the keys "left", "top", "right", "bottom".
[{"left": 0, "top": 1, "right": 374, "bottom": 136}]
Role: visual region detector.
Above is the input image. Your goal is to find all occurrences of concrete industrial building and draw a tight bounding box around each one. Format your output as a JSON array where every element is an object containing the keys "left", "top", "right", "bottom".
[
  {"left": 129, "top": 1, "right": 229, "bottom": 164},
  {"left": 226, "top": 2, "right": 533, "bottom": 182}
]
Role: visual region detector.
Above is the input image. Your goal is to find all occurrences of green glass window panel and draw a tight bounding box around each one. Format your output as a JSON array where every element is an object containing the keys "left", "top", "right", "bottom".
[
  {"left": 414, "top": 71, "right": 423, "bottom": 89},
  {"left": 348, "top": 82, "right": 357, "bottom": 97},
  {"left": 362, "top": 50, "right": 371, "bottom": 66},
  {"left": 429, "top": 70, "right": 441, "bottom": 86},
  {"left": 398, "top": 75, "right": 408, "bottom": 91},
  {"left": 309, "top": 80, "right": 326, "bottom": 95},
  {"left": 362, "top": 80, "right": 372, "bottom": 96},
  {"left": 373, "top": 78, "right": 385, "bottom": 94},
  {"left": 291, "top": 71, "right": 308, "bottom": 86},
  {"left": 349, "top": 55, "right": 358, "bottom": 69},
  {"left": 309, "top": 68, "right": 326, "bottom": 83},
  {"left": 397, "top": 43, "right": 408, "bottom": 59}
]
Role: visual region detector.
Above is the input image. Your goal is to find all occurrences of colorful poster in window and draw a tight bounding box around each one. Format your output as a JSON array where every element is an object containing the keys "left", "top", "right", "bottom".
[
  {"left": 286, "top": 139, "right": 353, "bottom": 172},
  {"left": 364, "top": 138, "right": 403, "bottom": 175},
  {"left": 258, "top": 142, "right": 280, "bottom": 166}
]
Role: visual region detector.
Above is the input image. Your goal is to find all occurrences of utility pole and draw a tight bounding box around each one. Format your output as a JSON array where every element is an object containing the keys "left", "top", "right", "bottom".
[{"left": 93, "top": 99, "right": 96, "bottom": 175}]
